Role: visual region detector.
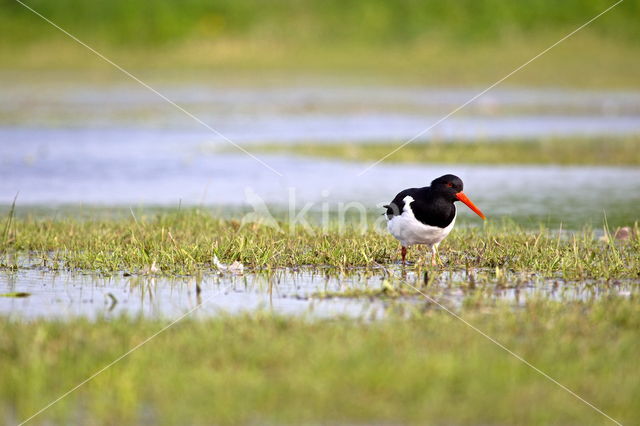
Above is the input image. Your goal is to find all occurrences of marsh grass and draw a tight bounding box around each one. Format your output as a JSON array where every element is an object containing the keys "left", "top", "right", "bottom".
[
  {"left": 1, "top": 210, "right": 638, "bottom": 279},
  {"left": 4, "top": 33, "right": 640, "bottom": 89},
  {"left": 3, "top": 0, "right": 640, "bottom": 88},
  {"left": 1, "top": 298, "right": 638, "bottom": 425},
  {"left": 0, "top": 292, "right": 30, "bottom": 298},
  {"left": 5, "top": 0, "right": 639, "bottom": 47},
  {"left": 255, "top": 137, "right": 640, "bottom": 166},
  {"left": 313, "top": 282, "right": 416, "bottom": 300}
]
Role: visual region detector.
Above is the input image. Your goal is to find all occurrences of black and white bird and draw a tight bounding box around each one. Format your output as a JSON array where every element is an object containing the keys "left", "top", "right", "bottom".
[{"left": 384, "top": 174, "right": 485, "bottom": 266}]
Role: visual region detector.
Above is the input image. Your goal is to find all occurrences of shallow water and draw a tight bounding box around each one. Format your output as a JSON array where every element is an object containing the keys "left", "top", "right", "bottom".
[
  {"left": 3, "top": 84, "right": 640, "bottom": 142},
  {"left": 2, "top": 83, "right": 639, "bottom": 225},
  {"left": 2, "top": 146, "right": 639, "bottom": 227},
  {"left": 0, "top": 267, "right": 635, "bottom": 320},
  {"left": 0, "top": 268, "right": 377, "bottom": 320}
]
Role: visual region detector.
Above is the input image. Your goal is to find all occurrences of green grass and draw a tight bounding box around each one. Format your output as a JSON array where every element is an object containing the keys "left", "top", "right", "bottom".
[
  {"left": 3, "top": 31, "right": 640, "bottom": 89},
  {"left": 1, "top": 298, "right": 638, "bottom": 425},
  {"left": 2, "top": 1, "right": 640, "bottom": 87},
  {"left": 255, "top": 137, "right": 640, "bottom": 166},
  {"left": 1, "top": 210, "right": 638, "bottom": 279},
  {"left": 5, "top": 0, "right": 639, "bottom": 46}
]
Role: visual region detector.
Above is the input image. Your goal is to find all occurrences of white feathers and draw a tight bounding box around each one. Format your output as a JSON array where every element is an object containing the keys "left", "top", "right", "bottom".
[
  {"left": 387, "top": 195, "right": 456, "bottom": 248},
  {"left": 213, "top": 255, "right": 244, "bottom": 275}
]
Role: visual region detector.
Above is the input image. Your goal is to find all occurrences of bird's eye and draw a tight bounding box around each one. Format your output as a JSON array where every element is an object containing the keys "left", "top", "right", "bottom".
[{"left": 447, "top": 183, "right": 453, "bottom": 188}]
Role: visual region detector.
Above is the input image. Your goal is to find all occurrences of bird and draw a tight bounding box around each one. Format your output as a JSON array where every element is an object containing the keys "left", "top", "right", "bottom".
[{"left": 384, "top": 174, "right": 485, "bottom": 266}]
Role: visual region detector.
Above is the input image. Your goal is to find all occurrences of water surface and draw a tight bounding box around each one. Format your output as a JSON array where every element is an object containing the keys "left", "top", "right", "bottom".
[
  {"left": 1, "top": 267, "right": 635, "bottom": 320},
  {"left": 3, "top": 84, "right": 640, "bottom": 142},
  {"left": 2, "top": 83, "right": 639, "bottom": 226},
  {"left": 2, "top": 145, "right": 638, "bottom": 227}
]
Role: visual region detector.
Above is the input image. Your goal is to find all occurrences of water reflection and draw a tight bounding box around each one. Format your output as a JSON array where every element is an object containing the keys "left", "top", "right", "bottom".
[{"left": 0, "top": 267, "right": 635, "bottom": 320}]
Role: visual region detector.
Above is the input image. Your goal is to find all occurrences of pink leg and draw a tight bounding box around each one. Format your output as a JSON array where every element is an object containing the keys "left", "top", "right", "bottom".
[{"left": 401, "top": 246, "right": 407, "bottom": 264}]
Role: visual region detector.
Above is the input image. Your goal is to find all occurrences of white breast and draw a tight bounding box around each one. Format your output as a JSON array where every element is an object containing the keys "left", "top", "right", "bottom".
[{"left": 387, "top": 196, "right": 456, "bottom": 247}]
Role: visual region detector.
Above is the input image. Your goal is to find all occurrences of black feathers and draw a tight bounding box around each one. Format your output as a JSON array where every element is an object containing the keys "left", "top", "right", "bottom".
[{"left": 385, "top": 176, "right": 462, "bottom": 228}]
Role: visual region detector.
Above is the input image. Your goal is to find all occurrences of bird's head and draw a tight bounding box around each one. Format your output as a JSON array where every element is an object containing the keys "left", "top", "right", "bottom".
[{"left": 431, "top": 174, "right": 486, "bottom": 220}]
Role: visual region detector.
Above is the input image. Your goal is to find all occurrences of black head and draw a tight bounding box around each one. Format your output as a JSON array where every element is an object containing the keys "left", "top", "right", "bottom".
[
  {"left": 430, "top": 174, "right": 486, "bottom": 219},
  {"left": 430, "top": 174, "right": 464, "bottom": 201}
]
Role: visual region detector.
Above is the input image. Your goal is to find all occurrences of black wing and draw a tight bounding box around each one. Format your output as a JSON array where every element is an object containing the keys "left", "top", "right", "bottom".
[
  {"left": 384, "top": 186, "right": 455, "bottom": 227},
  {"left": 384, "top": 188, "right": 421, "bottom": 219}
]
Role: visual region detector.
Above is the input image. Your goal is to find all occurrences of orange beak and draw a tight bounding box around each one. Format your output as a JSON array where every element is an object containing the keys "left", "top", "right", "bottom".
[{"left": 456, "top": 192, "right": 486, "bottom": 220}]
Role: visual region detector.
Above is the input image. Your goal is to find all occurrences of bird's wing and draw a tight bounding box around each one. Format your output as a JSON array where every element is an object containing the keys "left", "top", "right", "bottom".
[{"left": 385, "top": 188, "right": 419, "bottom": 218}]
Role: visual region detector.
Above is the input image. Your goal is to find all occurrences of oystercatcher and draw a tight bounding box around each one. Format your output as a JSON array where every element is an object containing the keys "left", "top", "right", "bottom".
[{"left": 384, "top": 174, "right": 485, "bottom": 266}]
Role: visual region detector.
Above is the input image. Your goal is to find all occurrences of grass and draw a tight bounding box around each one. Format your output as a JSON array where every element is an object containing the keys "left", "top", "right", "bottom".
[
  {"left": 1, "top": 210, "right": 638, "bottom": 279},
  {"left": 254, "top": 137, "right": 640, "bottom": 166},
  {"left": 3, "top": 32, "right": 640, "bottom": 89},
  {"left": 5, "top": 0, "right": 639, "bottom": 46},
  {"left": 313, "top": 284, "right": 417, "bottom": 300},
  {"left": 0, "top": 208, "right": 637, "bottom": 423},
  {"left": 1, "top": 298, "right": 638, "bottom": 425},
  {"left": 0, "top": 292, "right": 31, "bottom": 298},
  {"left": 2, "top": 1, "right": 640, "bottom": 87},
  {"left": 3, "top": 4, "right": 639, "bottom": 422}
]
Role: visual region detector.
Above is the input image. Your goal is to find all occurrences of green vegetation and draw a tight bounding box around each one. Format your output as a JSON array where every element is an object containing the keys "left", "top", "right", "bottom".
[
  {"left": 5, "top": 0, "right": 639, "bottom": 46},
  {"left": 1, "top": 299, "right": 638, "bottom": 425},
  {"left": 4, "top": 34, "right": 640, "bottom": 88},
  {"left": 255, "top": 137, "right": 640, "bottom": 166},
  {"left": 0, "top": 292, "right": 31, "bottom": 298},
  {"left": 2, "top": 3, "right": 639, "bottom": 423},
  {"left": 1, "top": 210, "right": 638, "bottom": 279},
  {"left": 2, "top": 1, "right": 640, "bottom": 87}
]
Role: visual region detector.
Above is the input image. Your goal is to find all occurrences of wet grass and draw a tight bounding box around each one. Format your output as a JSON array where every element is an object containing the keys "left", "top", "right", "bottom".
[
  {"left": 255, "top": 137, "right": 640, "bottom": 166},
  {"left": 313, "top": 283, "right": 415, "bottom": 300},
  {"left": 1, "top": 298, "right": 638, "bottom": 425},
  {"left": 0, "top": 292, "right": 31, "bottom": 298},
  {"left": 1, "top": 210, "right": 638, "bottom": 279},
  {"left": 0, "top": 209, "right": 638, "bottom": 423}
]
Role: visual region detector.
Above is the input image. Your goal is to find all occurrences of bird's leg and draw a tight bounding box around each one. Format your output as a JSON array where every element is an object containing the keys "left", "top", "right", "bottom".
[
  {"left": 430, "top": 244, "right": 444, "bottom": 266},
  {"left": 401, "top": 246, "right": 407, "bottom": 265}
]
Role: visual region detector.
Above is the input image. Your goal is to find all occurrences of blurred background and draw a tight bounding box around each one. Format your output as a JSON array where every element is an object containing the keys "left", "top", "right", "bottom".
[{"left": 0, "top": 0, "right": 639, "bottom": 227}]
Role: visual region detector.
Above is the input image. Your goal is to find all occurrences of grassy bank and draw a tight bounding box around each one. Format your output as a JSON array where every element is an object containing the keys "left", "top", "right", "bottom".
[
  {"left": 1, "top": 210, "right": 638, "bottom": 278},
  {"left": 255, "top": 137, "right": 640, "bottom": 166},
  {"left": 3, "top": 31, "right": 640, "bottom": 89},
  {"left": 2, "top": 1, "right": 640, "bottom": 87},
  {"left": 1, "top": 298, "right": 638, "bottom": 424},
  {"left": 5, "top": 0, "right": 639, "bottom": 46}
]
